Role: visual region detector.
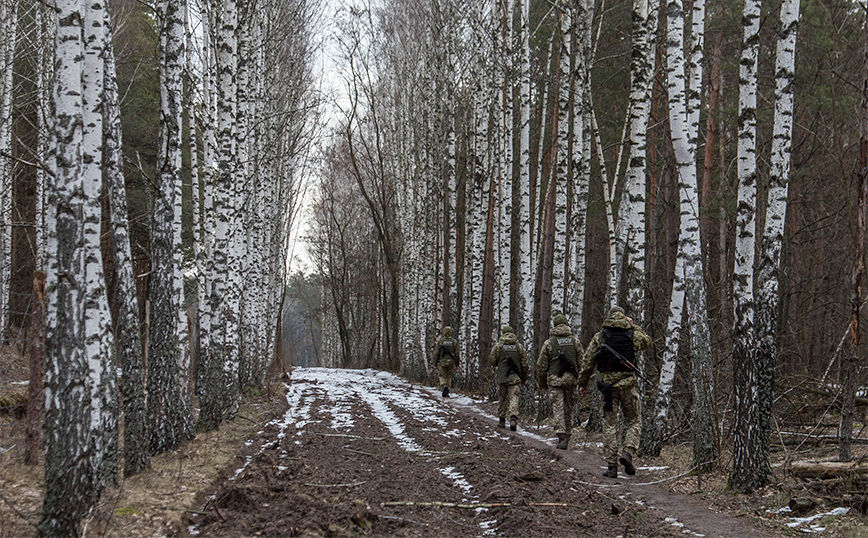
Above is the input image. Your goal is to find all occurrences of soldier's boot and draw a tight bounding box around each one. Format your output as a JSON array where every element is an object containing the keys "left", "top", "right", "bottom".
[
  {"left": 509, "top": 415, "right": 518, "bottom": 432},
  {"left": 442, "top": 386, "right": 449, "bottom": 398},
  {"left": 619, "top": 451, "right": 636, "bottom": 476},
  {"left": 602, "top": 465, "right": 618, "bottom": 479},
  {"left": 497, "top": 417, "right": 506, "bottom": 429},
  {"left": 556, "top": 433, "right": 568, "bottom": 450}
]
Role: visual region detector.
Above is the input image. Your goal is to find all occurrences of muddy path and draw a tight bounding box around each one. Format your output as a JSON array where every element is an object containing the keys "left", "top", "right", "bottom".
[{"left": 184, "top": 368, "right": 784, "bottom": 537}]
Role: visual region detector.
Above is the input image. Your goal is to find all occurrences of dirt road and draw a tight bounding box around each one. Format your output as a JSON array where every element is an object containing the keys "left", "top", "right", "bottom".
[{"left": 185, "top": 368, "right": 781, "bottom": 537}]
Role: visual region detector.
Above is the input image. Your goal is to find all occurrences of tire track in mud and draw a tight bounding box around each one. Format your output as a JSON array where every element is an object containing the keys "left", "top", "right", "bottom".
[{"left": 185, "top": 368, "right": 778, "bottom": 537}]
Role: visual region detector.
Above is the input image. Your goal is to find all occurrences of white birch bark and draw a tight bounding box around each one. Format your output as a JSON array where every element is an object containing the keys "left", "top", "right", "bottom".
[
  {"left": 35, "top": 2, "right": 51, "bottom": 273},
  {"left": 567, "top": 1, "right": 590, "bottom": 333},
  {"left": 730, "top": 0, "right": 762, "bottom": 493},
  {"left": 615, "top": 0, "right": 656, "bottom": 322},
  {"left": 753, "top": 0, "right": 800, "bottom": 488},
  {"left": 198, "top": 0, "right": 217, "bottom": 364},
  {"left": 149, "top": 0, "right": 191, "bottom": 453},
  {"left": 41, "top": 0, "right": 105, "bottom": 528},
  {"left": 82, "top": 0, "right": 118, "bottom": 486},
  {"left": 649, "top": 0, "right": 713, "bottom": 464},
  {"left": 552, "top": 3, "right": 571, "bottom": 314},
  {"left": 0, "top": 0, "right": 17, "bottom": 335},
  {"left": 104, "top": 19, "right": 149, "bottom": 477},
  {"left": 517, "top": 0, "right": 533, "bottom": 346},
  {"left": 214, "top": 0, "right": 239, "bottom": 420}
]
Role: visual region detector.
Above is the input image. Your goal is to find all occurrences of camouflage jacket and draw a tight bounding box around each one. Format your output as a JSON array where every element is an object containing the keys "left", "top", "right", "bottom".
[
  {"left": 578, "top": 311, "right": 651, "bottom": 390},
  {"left": 433, "top": 328, "right": 460, "bottom": 367},
  {"left": 535, "top": 323, "right": 584, "bottom": 389},
  {"left": 488, "top": 332, "right": 529, "bottom": 385}
]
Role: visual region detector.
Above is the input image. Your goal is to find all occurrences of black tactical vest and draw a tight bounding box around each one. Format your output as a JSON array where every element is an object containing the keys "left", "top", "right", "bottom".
[
  {"left": 500, "top": 343, "right": 521, "bottom": 365},
  {"left": 497, "top": 343, "right": 522, "bottom": 381},
  {"left": 549, "top": 336, "right": 578, "bottom": 376},
  {"left": 596, "top": 327, "right": 634, "bottom": 373},
  {"left": 440, "top": 338, "right": 456, "bottom": 358}
]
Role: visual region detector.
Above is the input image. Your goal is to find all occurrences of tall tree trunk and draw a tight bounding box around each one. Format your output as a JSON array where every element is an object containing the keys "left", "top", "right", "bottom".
[
  {"left": 517, "top": 0, "right": 533, "bottom": 349},
  {"left": 149, "top": 0, "right": 191, "bottom": 453},
  {"left": 648, "top": 0, "right": 714, "bottom": 466},
  {"left": 42, "top": 0, "right": 111, "bottom": 528},
  {"left": 0, "top": 0, "right": 18, "bottom": 336},
  {"left": 104, "top": 23, "right": 149, "bottom": 476},
  {"left": 567, "top": 0, "right": 590, "bottom": 338},
  {"left": 199, "top": 0, "right": 238, "bottom": 431},
  {"left": 756, "top": 0, "right": 799, "bottom": 469},
  {"left": 552, "top": 4, "right": 570, "bottom": 314},
  {"left": 730, "top": 0, "right": 762, "bottom": 493}
]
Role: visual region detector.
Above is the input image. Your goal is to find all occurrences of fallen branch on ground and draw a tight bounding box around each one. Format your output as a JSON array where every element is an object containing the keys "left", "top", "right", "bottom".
[
  {"left": 311, "top": 433, "right": 387, "bottom": 441},
  {"left": 790, "top": 461, "right": 868, "bottom": 479},
  {"left": 380, "top": 501, "right": 574, "bottom": 509},
  {"left": 776, "top": 432, "right": 868, "bottom": 446},
  {"left": 305, "top": 481, "right": 369, "bottom": 487}
]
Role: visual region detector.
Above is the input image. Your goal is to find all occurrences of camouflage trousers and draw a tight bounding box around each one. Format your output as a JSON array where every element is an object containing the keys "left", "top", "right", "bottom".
[
  {"left": 496, "top": 383, "right": 520, "bottom": 418},
  {"left": 437, "top": 362, "right": 455, "bottom": 389},
  {"left": 549, "top": 385, "right": 577, "bottom": 435},
  {"left": 602, "top": 385, "right": 641, "bottom": 465}
]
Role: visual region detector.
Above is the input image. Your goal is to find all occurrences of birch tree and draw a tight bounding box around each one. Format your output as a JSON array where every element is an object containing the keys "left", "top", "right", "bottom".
[
  {"left": 729, "top": 0, "right": 762, "bottom": 493},
  {"left": 42, "top": 0, "right": 116, "bottom": 528},
  {"left": 0, "top": 0, "right": 18, "bottom": 336},
  {"left": 104, "top": 16, "right": 149, "bottom": 476},
  {"left": 148, "top": 0, "right": 192, "bottom": 453},
  {"left": 199, "top": 0, "right": 239, "bottom": 431},
  {"left": 755, "top": 0, "right": 800, "bottom": 470},
  {"left": 517, "top": 0, "right": 533, "bottom": 346},
  {"left": 614, "top": 0, "right": 657, "bottom": 317},
  {"left": 647, "top": 0, "right": 715, "bottom": 470}
]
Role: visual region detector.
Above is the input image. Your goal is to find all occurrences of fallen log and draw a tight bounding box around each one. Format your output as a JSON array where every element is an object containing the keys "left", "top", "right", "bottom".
[
  {"left": 380, "top": 501, "right": 574, "bottom": 509},
  {"left": 775, "top": 432, "right": 868, "bottom": 446},
  {"left": 788, "top": 497, "right": 821, "bottom": 515},
  {"left": 790, "top": 461, "right": 868, "bottom": 479}
]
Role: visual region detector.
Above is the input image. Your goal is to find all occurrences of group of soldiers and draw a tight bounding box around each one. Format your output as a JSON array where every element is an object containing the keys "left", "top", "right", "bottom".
[{"left": 432, "top": 306, "right": 651, "bottom": 479}]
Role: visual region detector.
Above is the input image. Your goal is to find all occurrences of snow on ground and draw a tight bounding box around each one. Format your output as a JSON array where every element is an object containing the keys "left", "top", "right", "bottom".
[
  {"left": 217, "top": 367, "right": 826, "bottom": 538},
  {"left": 277, "top": 368, "right": 492, "bottom": 533}
]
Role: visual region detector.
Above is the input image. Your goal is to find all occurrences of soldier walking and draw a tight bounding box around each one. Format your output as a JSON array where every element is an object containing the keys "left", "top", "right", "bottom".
[
  {"left": 433, "top": 326, "right": 460, "bottom": 397},
  {"left": 578, "top": 306, "right": 651, "bottom": 478},
  {"left": 488, "top": 325, "right": 529, "bottom": 431},
  {"left": 536, "top": 314, "right": 583, "bottom": 449}
]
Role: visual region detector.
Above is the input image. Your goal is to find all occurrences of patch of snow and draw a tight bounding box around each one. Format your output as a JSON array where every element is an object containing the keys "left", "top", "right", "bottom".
[
  {"left": 440, "top": 465, "right": 474, "bottom": 495},
  {"left": 785, "top": 507, "right": 850, "bottom": 532},
  {"left": 187, "top": 525, "right": 201, "bottom": 535}
]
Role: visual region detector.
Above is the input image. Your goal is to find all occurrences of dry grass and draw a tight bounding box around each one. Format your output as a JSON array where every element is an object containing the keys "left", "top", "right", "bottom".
[{"left": 0, "top": 384, "right": 286, "bottom": 538}]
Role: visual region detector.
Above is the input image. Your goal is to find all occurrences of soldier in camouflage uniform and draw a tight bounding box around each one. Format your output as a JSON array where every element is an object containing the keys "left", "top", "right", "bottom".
[
  {"left": 488, "top": 325, "right": 529, "bottom": 431},
  {"left": 578, "top": 306, "right": 651, "bottom": 478},
  {"left": 433, "top": 326, "right": 460, "bottom": 398},
  {"left": 536, "top": 314, "right": 583, "bottom": 450}
]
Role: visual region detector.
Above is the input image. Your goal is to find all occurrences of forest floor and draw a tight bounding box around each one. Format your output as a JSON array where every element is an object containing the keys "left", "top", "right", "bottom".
[{"left": 1, "top": 365, "right": 867, "bottom": 537}]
